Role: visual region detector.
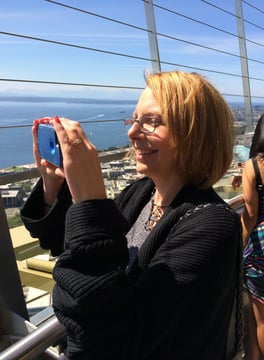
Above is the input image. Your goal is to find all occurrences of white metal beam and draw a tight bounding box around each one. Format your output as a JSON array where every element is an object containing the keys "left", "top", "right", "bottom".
[
  {"left": 235, "top": 0, "right": 253, "bottom": 132},
  {"left": 144, "top": 0, "right": 161, "bottom": 73}
]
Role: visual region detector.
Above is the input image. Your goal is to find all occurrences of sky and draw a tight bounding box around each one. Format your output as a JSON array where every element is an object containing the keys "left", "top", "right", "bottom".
[{"left": 0, "top": 0, "right": 263, "bottom": 102}]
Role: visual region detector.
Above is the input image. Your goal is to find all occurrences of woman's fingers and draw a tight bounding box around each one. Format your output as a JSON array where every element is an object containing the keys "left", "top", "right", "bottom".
[
  {"left": 32, "top": 117, "right": 64, "bottom": 178},
  {"left": 52, "top": 117, "right": 106, "bottom": 202},
  {"left": 53, "top": 117, "right": 92, "bottom": 148}
]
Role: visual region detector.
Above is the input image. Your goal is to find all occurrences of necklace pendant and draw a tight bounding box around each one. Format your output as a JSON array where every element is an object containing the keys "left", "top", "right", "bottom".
[
  {"left": 149, "top": 213, "right": 159, "bottom": 222},
  {"left": 144, "top": 200, "right": 166, "bottom": 232}
]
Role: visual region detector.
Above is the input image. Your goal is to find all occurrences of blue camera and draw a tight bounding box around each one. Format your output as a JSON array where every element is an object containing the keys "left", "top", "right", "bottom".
[{"left": 37, "top": 123, "right": 63, "bottom": 167}]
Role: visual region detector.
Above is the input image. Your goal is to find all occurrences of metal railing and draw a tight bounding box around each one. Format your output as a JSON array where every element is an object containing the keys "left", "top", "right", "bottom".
[{"left": 0, "top": 316, "right": 65, "bottom": 360}]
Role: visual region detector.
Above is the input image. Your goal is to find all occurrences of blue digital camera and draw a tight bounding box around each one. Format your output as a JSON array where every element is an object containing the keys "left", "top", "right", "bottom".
[{"left": 37, "top": 123, "right": 63, "bottom": 167}]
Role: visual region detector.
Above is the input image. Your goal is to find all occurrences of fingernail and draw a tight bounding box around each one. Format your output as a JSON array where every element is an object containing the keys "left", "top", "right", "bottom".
[{"left": 54, "top": 116, "right": 61, "bottom": 124}]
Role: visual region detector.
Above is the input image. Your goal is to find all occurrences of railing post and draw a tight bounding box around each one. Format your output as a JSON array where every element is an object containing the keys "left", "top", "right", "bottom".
[
  {"left": 234, "top": 0, "right": 253, "bottom": 132},
  {"left": 0, "top": 192, "right": 28, "bottom": 320},
  {"left": 144, "top": 0, "right": 161, "bottom": 73}
]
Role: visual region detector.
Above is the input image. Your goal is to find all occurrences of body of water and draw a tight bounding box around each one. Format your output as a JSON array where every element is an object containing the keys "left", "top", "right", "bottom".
[
  {"left": 0, "top": 96, "right": 255, "bottom": 170},
  {"left": 0, "top": 97, "right": 137, "bottom": 169}
]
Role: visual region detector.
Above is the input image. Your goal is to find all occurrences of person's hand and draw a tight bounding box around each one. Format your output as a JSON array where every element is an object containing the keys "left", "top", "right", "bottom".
[
  {"left": 32, "top": 117, "right": 65, "bottom": 205},
  {"left": 231, "top": 174, "right": 242, "bottom": 190},
  {"left": 52, "top": 117, "right": 106, "bottom": 203}
]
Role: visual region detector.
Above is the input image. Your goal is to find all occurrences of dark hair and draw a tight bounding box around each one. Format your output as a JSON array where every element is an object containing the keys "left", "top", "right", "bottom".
[{"left": 249, "top": 113, "right": 264, "bottom": 158}]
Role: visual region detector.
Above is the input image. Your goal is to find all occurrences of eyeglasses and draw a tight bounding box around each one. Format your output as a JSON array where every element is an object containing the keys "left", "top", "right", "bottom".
[{"left": 124, "top": 116, "right": 164, "bottom": 133}]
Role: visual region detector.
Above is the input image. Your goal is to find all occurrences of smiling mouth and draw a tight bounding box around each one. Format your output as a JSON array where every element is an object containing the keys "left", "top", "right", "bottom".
[{"left": 136, "top": 148, "right": 158, "bottom": 155}]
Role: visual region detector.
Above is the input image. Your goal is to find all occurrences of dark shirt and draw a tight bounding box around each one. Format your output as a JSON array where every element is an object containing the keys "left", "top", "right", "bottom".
[{"left": 21, "top": 176, "right": 241, "bottom": 359}]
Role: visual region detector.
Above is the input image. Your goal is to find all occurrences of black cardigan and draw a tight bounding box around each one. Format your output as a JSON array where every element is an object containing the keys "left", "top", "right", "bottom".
[{"left": 21, "top": 176, "right": 241, "bottom": 359}]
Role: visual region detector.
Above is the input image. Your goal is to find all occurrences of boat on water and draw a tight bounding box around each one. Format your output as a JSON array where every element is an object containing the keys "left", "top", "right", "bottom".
[{"left": 0, "top": 0, "right": 263, "bottom": 358}]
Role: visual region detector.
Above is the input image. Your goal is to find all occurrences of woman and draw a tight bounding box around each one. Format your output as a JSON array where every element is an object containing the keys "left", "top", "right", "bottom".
[
  {"left": 21, "top": 71, "right": 241, "bottom": 359},
  {"left": 241, "top": 113, "right": 264, "bottom": 360}
]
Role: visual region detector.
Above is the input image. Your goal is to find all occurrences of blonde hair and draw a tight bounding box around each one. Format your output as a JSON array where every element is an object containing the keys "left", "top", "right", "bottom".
[{"left": 146, "top": 71, "right": 234, "bottom": 189}]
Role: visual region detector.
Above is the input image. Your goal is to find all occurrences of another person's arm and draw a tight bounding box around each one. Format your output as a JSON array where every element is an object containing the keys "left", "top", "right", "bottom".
[
  {"left": 231, "top": 174, "right": 242, "bottom": 190},
  {"left": 241, "top": 159, "right": 258, "bottom": 246}
]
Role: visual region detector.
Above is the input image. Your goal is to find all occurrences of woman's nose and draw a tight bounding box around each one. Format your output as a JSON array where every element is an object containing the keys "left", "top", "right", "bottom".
[{"left": 127, "top": 121, "right": 143, "bottom": 139}]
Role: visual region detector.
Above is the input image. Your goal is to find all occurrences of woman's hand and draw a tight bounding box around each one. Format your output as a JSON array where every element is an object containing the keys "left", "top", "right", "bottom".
[
  {"left": 52, "top": 117, "right": 106, "bottom": 203},
  {"left": 231, "top": 174, "right": 242, "bottom": 190},
  {"left": 32, "top": 117, "right": 65, "bottom": 205}
]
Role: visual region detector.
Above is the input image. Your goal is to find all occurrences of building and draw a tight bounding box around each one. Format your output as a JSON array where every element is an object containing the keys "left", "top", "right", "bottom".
[{"left": 0, "top": 185, "right": 25, "bottom": 208}]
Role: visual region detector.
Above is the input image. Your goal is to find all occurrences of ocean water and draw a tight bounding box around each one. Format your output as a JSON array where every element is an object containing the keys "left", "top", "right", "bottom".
[
  {"left": 0, "top": 98, "right": 137, "bottom": 169},
  {"left": 0, "top": 97, "right": 254, "bottom": 170}
]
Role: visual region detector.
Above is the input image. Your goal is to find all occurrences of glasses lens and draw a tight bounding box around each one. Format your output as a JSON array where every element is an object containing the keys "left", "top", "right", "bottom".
[
  {"left": 124, "top": 118, "right": 155, "bottom": 133},
  {"left": 141, "top": 118, "right": 154, "bottom": 133}
]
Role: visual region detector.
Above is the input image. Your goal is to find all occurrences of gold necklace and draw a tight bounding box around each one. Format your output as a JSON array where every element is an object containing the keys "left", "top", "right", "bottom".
[{"left": 144, "top": 199, "right": 168, "bottom": 232}]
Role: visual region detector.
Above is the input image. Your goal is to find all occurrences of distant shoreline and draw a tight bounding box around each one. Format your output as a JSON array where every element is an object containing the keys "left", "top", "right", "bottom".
[
  {"left": 0, "top": 95, "right": 138, "bottom": 105},
  {"left": 0, "top": 95, "right": 264, "bottom": 106},
  {"left": 0, "top": 146, "right": 131, "bottom": 174}
]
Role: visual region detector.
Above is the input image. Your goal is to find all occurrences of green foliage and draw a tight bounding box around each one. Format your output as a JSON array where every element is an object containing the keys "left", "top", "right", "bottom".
[
  {"left": 8, "top": 213, "right": 23, "bottom": 229},
  {"left": 22, "top": 181, "right": 31, "bottom": 192}
]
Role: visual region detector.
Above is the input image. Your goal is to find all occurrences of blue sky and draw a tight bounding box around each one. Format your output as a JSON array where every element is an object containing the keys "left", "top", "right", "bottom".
[{"left": 0, "top": 0, "right": 263, "bottom": 101}]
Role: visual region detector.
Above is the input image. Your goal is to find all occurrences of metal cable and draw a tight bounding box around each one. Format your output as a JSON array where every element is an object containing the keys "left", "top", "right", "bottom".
[
  {"left": 0, "top": 118, "right": 126, "bottom": 130},
  {"left": 43, "top": 0, "right": 264, "bottom": 62},
  {"left": 242, "top": 0, "right": 264, "bottom": 15},
  {"left": 0, "top": 1, "right": 262, "bottom": 98},
  {"left": 145, "top": 0, "right": 264, "bottom": 47},
  {"left": 0, "top": 31, "right": 152, "bottom": 63},
  {"left": 0, "top": 77, "right": 143, "bottom": 90},
  {"left": 0, "top": 0, "right": 263, "bottom": 86},
  {"left": 0, "top": 31, "right": 264, "bottom": 82},
  {"left": 201, "top": 0, "right": 264, "bottom": 31}
]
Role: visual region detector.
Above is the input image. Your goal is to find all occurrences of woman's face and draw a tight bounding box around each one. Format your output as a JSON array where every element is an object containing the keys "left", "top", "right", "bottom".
[{"left": 128, "top": 87, "right": 177, "bottom": 180}]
